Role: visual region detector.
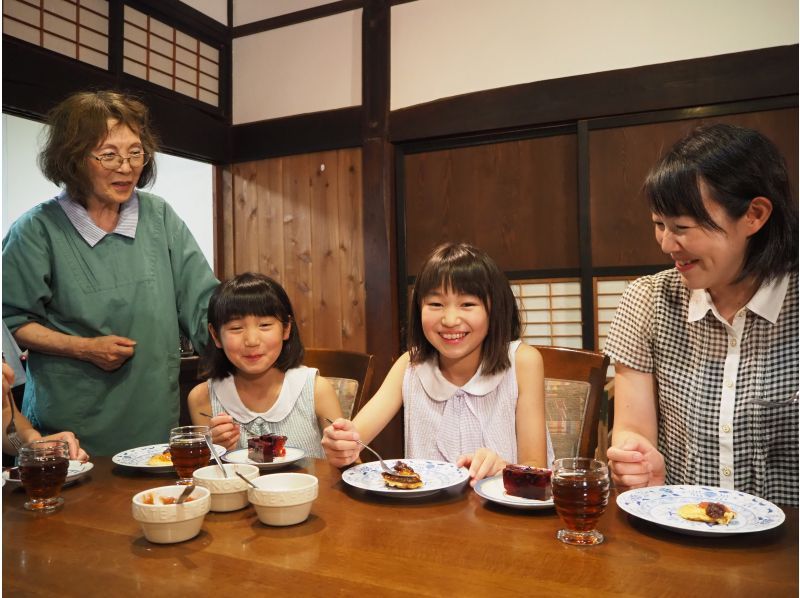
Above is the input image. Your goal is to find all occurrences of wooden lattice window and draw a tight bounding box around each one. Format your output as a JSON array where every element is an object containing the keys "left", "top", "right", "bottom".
[
  {"left": 594, "top": 277, "right": 639, "bottom": 351},
  {"left": 3, "top": 0, "right": 109, "bottom": 70},
  {"left": 511, "top": 279, "right": 583, "bottom": 349},
  {"left": 123, "top": 6, "right": 219, "bottom": 107}
]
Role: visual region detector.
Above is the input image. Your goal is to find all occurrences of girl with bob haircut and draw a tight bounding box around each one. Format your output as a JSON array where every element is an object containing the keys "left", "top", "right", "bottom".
[
  {"left": 189, "top": 273, "right": 342, "bottom": 458},
  {"left": 606, "top": 123, "right": 798, "bottom": 506},
  {"left": 3, "top": 89, "right": 217, "bottom": 456},
  {"left": 323, "top": 243, "right": 552, "bottom": 485}
]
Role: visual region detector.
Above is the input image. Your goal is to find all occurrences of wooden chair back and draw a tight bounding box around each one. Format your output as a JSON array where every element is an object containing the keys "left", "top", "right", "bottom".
[
  {"left": 534, "top": 346, "right": 610, "bottom": 460},
  {"left": 303, "top": 348, "right": 375, "bottom": 418}
]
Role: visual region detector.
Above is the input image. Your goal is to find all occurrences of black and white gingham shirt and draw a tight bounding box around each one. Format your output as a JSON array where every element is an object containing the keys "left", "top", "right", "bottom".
[{"left": 605, "top": 269, "right": 798, "bottom": 506}]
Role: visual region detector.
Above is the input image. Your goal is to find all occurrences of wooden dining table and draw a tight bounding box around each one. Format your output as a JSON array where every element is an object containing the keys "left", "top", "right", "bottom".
[{"left": 3, "top": 457, "right": 797, "bottom": 597}]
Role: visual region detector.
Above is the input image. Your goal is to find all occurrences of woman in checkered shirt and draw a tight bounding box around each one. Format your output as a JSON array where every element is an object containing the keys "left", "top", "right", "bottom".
[{"left": 605, "top": 124, "right": 798, "bottom": 505}]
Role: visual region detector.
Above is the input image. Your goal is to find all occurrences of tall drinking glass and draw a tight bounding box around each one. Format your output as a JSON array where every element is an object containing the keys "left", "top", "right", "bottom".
[
  {"left": 18, "top": 439, "right": 70, "bottom": 512},
  {"left": 169, "top": 425, "right": 210, "bottom": 484},
  {"left": 552, "top": 457, "right": 610, "bottom": 546}
]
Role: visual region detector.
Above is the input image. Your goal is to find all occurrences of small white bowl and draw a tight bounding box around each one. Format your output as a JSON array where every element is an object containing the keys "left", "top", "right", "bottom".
[
  {"left": 248, "top": 473, "right": 318, "bottom": 526},
  {"left": 131, "top": 485, "right": 211, "bottom": 543},
  {"left": 193, "top": 463, "right": 260, "bottom": 512}
]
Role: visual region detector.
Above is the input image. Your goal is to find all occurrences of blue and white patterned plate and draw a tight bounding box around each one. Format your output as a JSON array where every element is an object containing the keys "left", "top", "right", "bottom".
[
  {"left": 111, "top": 443, "right": 226, "bottom": 472},
  {"left": 341, "top": 459, "right": 469, "bottom": 498},
  {"left": 474, "top": 474, "right": 554, "bottom": 510},
  {"left": 222, "top": 447, "right": 305, "bottom": 470},
  {"left": 616, "top": 485, "right": 785, "bottom": 536}
]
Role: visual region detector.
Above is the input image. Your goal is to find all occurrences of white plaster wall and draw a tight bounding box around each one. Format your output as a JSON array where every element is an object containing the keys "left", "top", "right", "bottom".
[
  {"left": 178, "top": 0, "right": 228, "bottom": 25},
  {"left": 233, "top": 0, "right": 335, "bottom": 26},
  {"left": 1, "top": 115, "right": 215, "bottom": 269},
  {"left": 391, "top": 0, "right": 799, "bottom": 110},
  {"left": 232, "top": 10, "right": 361, "bottom": 124}
]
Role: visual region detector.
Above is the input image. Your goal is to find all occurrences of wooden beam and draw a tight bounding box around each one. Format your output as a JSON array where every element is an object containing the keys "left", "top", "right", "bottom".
[
  {"left": 232, "top": 0, "right": 364, "bottom": 37},
  {"left": 361, "top": 0, "right": 402, "bottom": 457},
  {"left": 230, "top": 107, "right": 362, "bottom": 162},
  {"left": 390, "top": 45, "right": 799, "bottom": 141}
]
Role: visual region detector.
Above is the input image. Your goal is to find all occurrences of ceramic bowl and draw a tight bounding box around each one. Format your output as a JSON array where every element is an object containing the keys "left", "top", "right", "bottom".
[
  {"left": 131, "top": 485, "right": 210, "bottom": 543},
  {"left": 193, "top": 463, "right": 260, "bottom": 512},
  {"left": 247, "top": 473, "right": 318, "bottom": 526}
]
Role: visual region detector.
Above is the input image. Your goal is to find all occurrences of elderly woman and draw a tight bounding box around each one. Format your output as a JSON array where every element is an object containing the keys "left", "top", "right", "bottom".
[
  {"left": 2, "top": 90, "right": 218, "bottom": 456},
  {"left": 605, "top": 123, "right": 798, "bottom": 506}
]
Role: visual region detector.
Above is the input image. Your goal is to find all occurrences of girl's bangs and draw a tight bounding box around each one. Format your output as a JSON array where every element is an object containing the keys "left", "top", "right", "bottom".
[
  {"left": 213, "top": 285, "right": 286, "bottom": 325},
  {"left": 415, "top": 254, "right": 490, "bottom": 305}
]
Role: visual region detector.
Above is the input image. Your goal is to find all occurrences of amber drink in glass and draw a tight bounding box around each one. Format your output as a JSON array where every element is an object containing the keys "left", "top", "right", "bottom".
[
  {"left": 552, "top": 457, "right": 610, "bottom": 545},
  {"left": 169, "top": 425, "right": 210, "bottom": 484},
  {"left": 18, "top": 439, "right": 70, "bottom": 512}
]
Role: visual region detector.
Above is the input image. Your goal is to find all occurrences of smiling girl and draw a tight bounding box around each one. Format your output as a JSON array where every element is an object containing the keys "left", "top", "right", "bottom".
[
  {"left": 606, "top": 124, "right": 798, "bottom": 506},
  {"left": 322, "top": 243, "right": 552, "bottom": 485},
  {"left": 188, "top": 273, "right": 342, "bottom": 457}
]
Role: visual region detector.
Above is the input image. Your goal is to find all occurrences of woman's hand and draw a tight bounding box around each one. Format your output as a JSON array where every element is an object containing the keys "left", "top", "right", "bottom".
[
  {"left": 607, "top": 437, "right": 666, "bottom": 490},
  {"left": 321, "top": 418, "right": 362, "bottom": 467},
  {"left": 83, "top": 336, "right": 137, "bottom": 371},
  {"left": 457, "top": 448, "right": 507, "bottom": 486},
  {"left": 40, "top": 431, "right": 89, "bottom": 462},
  {"left": 208, "top": 413, "right": 240, "bottom": 450}
]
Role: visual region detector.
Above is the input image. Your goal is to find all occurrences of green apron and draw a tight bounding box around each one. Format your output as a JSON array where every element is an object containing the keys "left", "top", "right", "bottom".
[{"left": 2, "top": 192, "right": 218, "bottom": 456}]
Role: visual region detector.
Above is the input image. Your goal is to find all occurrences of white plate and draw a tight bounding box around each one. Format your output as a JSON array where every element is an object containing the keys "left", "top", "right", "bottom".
[
  {"left": 111, "top": 443, "right": 226, "bottom": 472},
  {"left": 3, "top": 460, "right": 94, "bottom": 487},
  {"left": 222, "top": 446, "right": 305, "bottom": 470},
  {"left": 341, "top": 459, "right": 469, "bottom": 498},
  {"left": 474, "top": 474, "right": 554, "bottom": 510},
  {"left": 616, "top": 485, "right": 786, "bottom": 536}
]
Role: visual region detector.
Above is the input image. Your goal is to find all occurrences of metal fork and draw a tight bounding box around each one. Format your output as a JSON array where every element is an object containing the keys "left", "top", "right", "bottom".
[
  {"left": 5, "top": 389, "right": 23, "bottom": 452},
  {"left": 324, "top": 418, "right": 394, "bottom": 474}
]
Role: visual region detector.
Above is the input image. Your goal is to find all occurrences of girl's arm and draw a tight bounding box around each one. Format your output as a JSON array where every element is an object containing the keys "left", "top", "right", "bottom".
[
  {"left": 513, "top": 343, "right": 548, "bottom": 467},
  {"left": 321, "top": 352, "right": 409, "bottom": 466},
  {"left": 606, "top": 364, "right": 665, "bottom": 489},
  {"left": 187, "top": 381, "right": 240, "bottom": 450},
  {"left": 312, "top": 375, "right": 343, "bottom": 428}
]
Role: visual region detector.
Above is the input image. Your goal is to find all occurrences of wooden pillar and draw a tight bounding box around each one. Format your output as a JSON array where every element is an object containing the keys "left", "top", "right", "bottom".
[{"left": 361, "top": 0, "right": 402, "bottom": 457}]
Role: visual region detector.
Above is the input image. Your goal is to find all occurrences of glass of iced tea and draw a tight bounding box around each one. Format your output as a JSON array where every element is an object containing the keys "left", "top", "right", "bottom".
[
  {"left": 18, "top": 439, "right": 70, "bottom": 513},
  {"left": 169, "top": 425, "right": 211, "bottom": 484},
  {"left": 552, "top": 457, "right": 610, "bottom": 546}
]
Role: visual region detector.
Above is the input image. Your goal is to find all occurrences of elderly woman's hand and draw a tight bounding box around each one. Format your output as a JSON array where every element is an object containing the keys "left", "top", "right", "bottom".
[{"left": 83, "top": 335, "right": 137, "bottom": 371}]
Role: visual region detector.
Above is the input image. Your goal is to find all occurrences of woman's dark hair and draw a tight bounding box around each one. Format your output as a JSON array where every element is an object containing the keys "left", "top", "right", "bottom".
[
  {"left": 38, "top": 90, "right": 159, "bottom": 205},
  {"left": 644, "top": 123, "right": 798, "bottom": 285},
  {"left": 203, "top": 273, "right": 304, "bottom": 379},
  {"left": 407, "top": 243, "right": 521, "bottom": 375}
]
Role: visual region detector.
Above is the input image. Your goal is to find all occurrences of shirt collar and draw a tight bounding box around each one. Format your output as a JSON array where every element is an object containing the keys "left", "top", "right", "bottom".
[
  {"left": 57, "top": 190, "right": 139, "bottom": 247},
  {"left": 416, "top": 340, "right": 521, "bottom": 401},
  {"left": 687, "top": 274, "right": 790, "bottom": 325}
]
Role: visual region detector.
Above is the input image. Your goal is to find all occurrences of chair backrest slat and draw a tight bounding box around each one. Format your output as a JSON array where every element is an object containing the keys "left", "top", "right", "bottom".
[
  {"left": 303, "top": 348, "right": 375, "bottom": 418},
  {"left": 534, "top": 346, "right": 610, "bottom": 460}
]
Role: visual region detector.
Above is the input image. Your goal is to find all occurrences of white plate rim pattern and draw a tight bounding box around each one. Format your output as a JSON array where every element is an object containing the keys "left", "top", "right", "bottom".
[
  {"left": 221, "top": 446, "right": 305, "bottom": 470},
  {"left": 474, "top": 474, "right": 554, "bottom": 510},
  {"left": 3, "top": 459, "right": 94, "bottom": 486},
  {"left": 111, "top": 443, "right": 227, "bottom": 471},
  {"left": 341, "top": 459, "right": 469, "bottom": 497},
  {"left": 616, "top": 485, "right": 786, "bottom": 536}
]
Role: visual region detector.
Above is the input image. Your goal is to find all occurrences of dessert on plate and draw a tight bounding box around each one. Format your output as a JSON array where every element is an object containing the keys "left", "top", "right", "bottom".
[
  {"left": 247, "top": 433, "right": 288, "bottom": 463},
  {"left": 381, "top": 461, "right": 423, "bottom": 489},
  {"left": 502, "top": 464, "right": 552, "bottom": 500},
  {"left": 147, "top": 448, "right": 172, "bottom": 466},
  {"left": 677, "top": 501, "right": 736, "bottom": 525}
]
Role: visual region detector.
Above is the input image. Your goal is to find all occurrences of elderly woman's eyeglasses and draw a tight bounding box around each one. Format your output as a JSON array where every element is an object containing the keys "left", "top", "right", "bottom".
[{"left": 91, "top": 151, "right": 150, "bottom": 170}]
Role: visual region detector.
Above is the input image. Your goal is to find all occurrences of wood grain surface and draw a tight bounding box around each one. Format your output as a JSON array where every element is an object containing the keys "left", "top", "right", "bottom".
[{"left": 4, "top": 458, "right": 796, "bottom": 597}]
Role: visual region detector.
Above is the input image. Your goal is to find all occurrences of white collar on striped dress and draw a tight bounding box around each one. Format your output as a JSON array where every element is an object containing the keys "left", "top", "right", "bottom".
[
  {"left": 415, "top": 340, "right": 521, "bottom": 401},
  {"left": 212, "top": 366, "right": 313, "bottom": 423},
  {"left": 56, "top": 190, "right": 139, "bottom": 247},
  {"left": 688, "top": 274, "right": 790, "bottom": 325}
]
